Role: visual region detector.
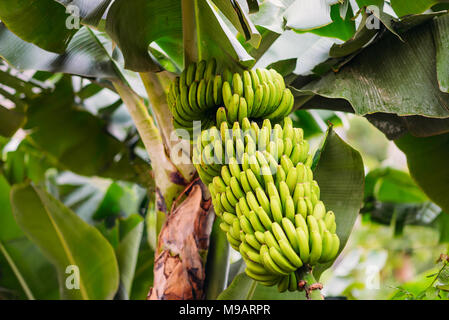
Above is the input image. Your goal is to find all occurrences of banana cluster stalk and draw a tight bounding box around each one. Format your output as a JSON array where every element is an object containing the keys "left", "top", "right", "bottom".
[
  {"left": 192, "top": 117, "right": 340, "bottom": 293},
  {"left": 167, "top": 59, "right": 294, "bottom": 134}
]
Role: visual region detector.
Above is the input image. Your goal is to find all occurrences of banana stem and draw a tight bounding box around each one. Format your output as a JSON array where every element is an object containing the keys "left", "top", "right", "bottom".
[
  {"left": 299, "top": 266, "right": 324, "bottom": 300},
  {"left": 139, "top": 71, "right": 195, "bottom": 182},
  {"left": 112, "top": 80, "right": 186, "bottom": 211}
]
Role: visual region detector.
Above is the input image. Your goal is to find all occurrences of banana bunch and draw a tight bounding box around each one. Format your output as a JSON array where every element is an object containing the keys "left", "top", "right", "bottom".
[
  {"left": 193, "top": 117, "right": 340, "bottom": 292},
  {"left": 167, "top": 59, "right": 294, "bottom": 134}
]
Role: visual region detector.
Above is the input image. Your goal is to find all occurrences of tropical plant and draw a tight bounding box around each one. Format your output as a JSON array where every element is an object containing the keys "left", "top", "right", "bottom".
[{"left": 0, "top": 0, "right": 448, "bottom": 301}]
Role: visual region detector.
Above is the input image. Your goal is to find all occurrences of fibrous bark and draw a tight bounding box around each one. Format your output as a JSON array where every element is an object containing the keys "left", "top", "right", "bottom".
[{"left": 148, "top": 180, "right": 214, "bottom": 300}]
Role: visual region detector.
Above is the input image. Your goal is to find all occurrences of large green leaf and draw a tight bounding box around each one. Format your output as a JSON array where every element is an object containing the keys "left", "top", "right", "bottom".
[
  {"left": 106, "top": 0, "right": 254, "bottom": 72},
  {"left": 105, "top": 0, "right": 183, "bottom": 71},
  {"left": 294, "top": 3, "right": 356, "bottom": 41},
  {"left": 395, "top": 133, "right": 449, "bottom": 214},
  {"left": 293, "top": 17, "right": 449, "bottom": 119},
  {"left": 0, "top": 174, "right": 59, "bottom": 300},
  {"left": 365, "top": 113, "right": 449, "bottom": 140},
  {"left": 0, "top": 25, "right": 118, "bottom": 79},
  {"left": 183, "top": 0, "right": 255, "bottom": 69},
  {"left": 328, "top": 10, "right": 381, "bottom": 58},
  {"left": 217, "top": 273, "right": 307, "bottom": 300},
  {"left": 362, "top": 167, "right": 442, "bottom": 235},
  {"left": 210, "top": 0, "right": 261, "bottom": 47},
  {"left": 313, "top": 127, "right": 365, "bottom": 276},
  {"left": 217, "top": 273, "right": 257, "bottom": 300},
  {"left": 365, "top": 168, "right": 429, "bottom": 203},
  {"left": 356, "top": 0, "right": 385, "bottom": 7},
  {"left": 284, "top": 0, "right": 337, "bottom": 31},
  {"left": 129, "top": 246, "right": 154, "bottom": 300},
  {"left": 219, "top": 127, "right": 364, "bottom": 298},
  {"left": 204, "top": 218, "right": 230, "bottom": 300},
  {"left": 115, "top": 214, "right": 144, "bottom": 298},
  {"left": 434, "top": 14, "right": 449, "bottom": 93},
  {"left": 55, "top": 0, "right": 113, "bottom": 26},
  {"left": 0, "top": 0, "right": 75, "bottom": 53},
  {"left": 0, "top": 64, "right": 49, "bottom": 137},
  {"left": 10, "top": 182, "right": 120, "bottom": 299},
  {"left": 23, "top": 77, "right": 151, "bottom": 185},
  {"left": 390, "top": 0, "right": 448, "bottom": 17},
  {"left": 0, "top": 106, "right": 26, "bottom": 138}
]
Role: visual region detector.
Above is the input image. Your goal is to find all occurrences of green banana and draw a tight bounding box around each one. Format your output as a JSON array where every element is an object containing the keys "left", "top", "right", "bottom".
[{"left": 168, "top": 63, "right": 342, "bottom": 293}]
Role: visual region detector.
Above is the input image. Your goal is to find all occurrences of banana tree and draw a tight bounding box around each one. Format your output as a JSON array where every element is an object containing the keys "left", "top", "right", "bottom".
[{"left": 0, "top": 0, "right": 448, "bottom": 301}]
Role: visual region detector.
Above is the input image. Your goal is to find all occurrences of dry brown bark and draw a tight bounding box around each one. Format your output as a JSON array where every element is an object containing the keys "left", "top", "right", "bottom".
[{"left": 147, "top": 179, "right": 215, "bottom": 300}]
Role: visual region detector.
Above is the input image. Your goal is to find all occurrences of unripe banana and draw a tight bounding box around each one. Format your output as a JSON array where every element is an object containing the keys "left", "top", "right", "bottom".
[
  {"left": 253, "top": 84, "right": 264, "bottom": 116},
  {"left": 230, "top": 176, "right": 245, "bottom": 199},
  {"left": 206, "top": 79, "right": 215, "bottom": 107},
  {"left": 296, "top": 227, "right": 310, "bottom": 263},
  {"left": 238, "top": 197, "right": 251, "bottom": 219},
  {"left": 222, "top": 81, "right": 232, "bottom": 108},
  {"left": 188, "top": 80, "right": 201, "bottom": 112},
  {"left": 260, "top": 82, "right": 271, "bottom": 113},
  {"left": 249, "top": 69, "right": 260, "bottom": 91},
  {"left": 255, "top": 206, "right": 272, "bottom": 230},
  {"left": 313, "top": 201, "right": 326, "bottom": 220},
  {"left": 204, "top": 58, "right": 217, "bottom": 80},
  {"left": 319, "top": 230, "right": 334, "bottom": 263},
  {"left": 256, "top": 68, "right": 267, "bottom": 83},
  {"left": 269, "top": 246, "right": 296, "bottom": 273},
  {"left": 309, "top": 230, "right": 323, "bottom": 264},
  {"left": 228, "top": 157, "right": 241, "bottom": 182},
  {"left": 284, "top": 196, "right": 295, "bottom": 221},
  {"left": 264, "top": 230, "right": 280, "bottom": 251},
  {"left": 213, "top": 75, "right": 223, "bottom": 105},
  {"left": 245, "top": 233, "right": 262, "bottom": 251},
  {"left": 238, "top": 97, "right": 248, "bottom": 123},
  {"left": 270, "top": 196, "right": 283, "bottom": 224},
  {"left": 275, "top": 165, "right": 286, "bottom": 189},
  {"left": 254, "top": 231, "right": 265, "bottom": 244},
  {"left": 267, "top": 81, "right": 278, "bottom": 111},
  {"left": 277, "top": 276, "right": 290, "bottom": 293},
  {"left": 186, "top": 63, "right": 196, "bottom": 86},
  {"left": 223, "top": 68, "right": 233, "bottom": 84},
  {"left": 220, "top": 222, "right": 229, "bottom": 233},
  {"left": 288, "top": 272, "right": 298, "bottom": 292},
  {"left": 244, "top": 259, "right": 267, "bottom": 275},
  {"left": 328, "top": 233, "right": 340, "bottom": 261},
  {"left": 195, "top": 60, "right": 207, "bottom": 81},
  {"left": 286, "top": 168, "right": 298, "bottom": 194},
  {"left": 279, "top": 181, "right": 290, "bottom": 208},
  {"left": 233, "top": 73, "right": 244, "bottom": 96},
  {"left": 325, "top": 211, "right": 337, "bottom": 233},
  {"left": 197, "top": 79, "right": 208, "bottom": 110},
  {"left": 272, "top": 222, "right": 289, "bottom": 244},
  {"left": 227, "top": 232, "right": 241, "bottom": 250},
  {"left": 255, "top": 187, "right": 271, "bottom": 216},
  {"left": 169, "top": 65, "right": 342, "bottom": 293},
  {"left": 239, "top": 171, "right": 252, "bottom": 193},
  {"left": 278, "top": 239, "right": 303, "bottom": 268},
  {"left": 240, "top": 215, "right": 255, "bottom": 235},
  {"left": 281, "top": 218, "right": 300, "bottom": 253},
  {"left": 249, "top": 212, "right": 266, "bottom": 233},
  {"left": 244, "top": 85, "right": 254, "bottom": 116},
  {"left": 222, "top": 212, "right": 237, "bottom": 225},
  {"left": 261, "top": 245, "right": 288, "bottom": 276}
]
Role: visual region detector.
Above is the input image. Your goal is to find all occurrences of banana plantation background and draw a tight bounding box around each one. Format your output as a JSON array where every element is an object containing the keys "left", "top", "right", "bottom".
[{"left": 0, "top": 0, "right": 449, "bottom": 300}]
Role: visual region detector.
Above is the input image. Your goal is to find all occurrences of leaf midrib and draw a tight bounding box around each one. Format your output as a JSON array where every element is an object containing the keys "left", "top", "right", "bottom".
[
  {"left": 0, "top": 241, "right": 35, "bottom": 300},
  {"left": 36, "top": 188, "right": 89, "bottom": 300}
]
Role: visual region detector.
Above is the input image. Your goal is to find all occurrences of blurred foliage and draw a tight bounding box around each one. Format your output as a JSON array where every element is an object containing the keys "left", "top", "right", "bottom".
[
  {"left": 320, "top": 114, "right": 449, "bottom": 300},
  {"left": 1, "top": 0, "right": 449, "bottom": 301}
]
